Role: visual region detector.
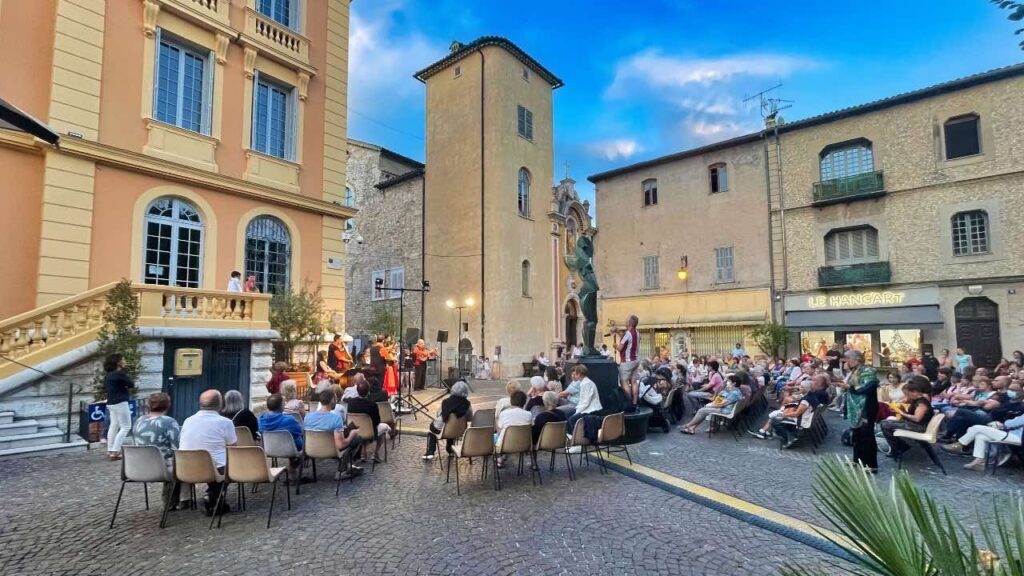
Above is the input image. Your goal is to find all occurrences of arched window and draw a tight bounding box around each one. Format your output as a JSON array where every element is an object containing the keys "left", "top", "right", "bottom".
[
  {"left": 824, "top": 225, "right": 879, "bottom": 264},
  {"left": 565, "top": 216, "right": 578, "bottom": 255},
  {"left": 642, "top": 178, "right": 658, "bottom": 206},
  {"left": 245, "top": 216, "right": 291, "bottom": 294},
  {"left": 820, "top": 140, "right": 873, "bottom": 181},
  {"left": 521, "top": 260, "right": 530, "bottom": 296},
  {"left": 951, "top": 210, "right": 989, "bottom": 256},
  {"left": 944, "top": 114, "right": 980, "bottom": 159},
  {"left": 144, "top": 197, "right": 204, "bottom": 287},
  {"left": 518, "top": 168, "right": 530, "bottom": 217}
]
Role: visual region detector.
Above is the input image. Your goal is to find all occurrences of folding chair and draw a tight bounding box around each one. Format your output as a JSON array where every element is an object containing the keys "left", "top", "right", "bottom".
[
  {"left": 162, "top": 449, "right": 222, "bottom": 529},
  {"left": 110, "top": 445, "right": 171, "bottom": 528},
  {"left": 212, "top": 446, "right": 289, "bottom": 529},
  {"left": 493, "top": 424, "right": 537, "bottom": 490},
  {"left": 534, "top": 420, "right": 571, "bottom": 483},
  {"left": 447, "top": 426, "right": 495, "bottom": 495},
  {"left": 598, "top": 412, "right": 631, "bottom": 466}
]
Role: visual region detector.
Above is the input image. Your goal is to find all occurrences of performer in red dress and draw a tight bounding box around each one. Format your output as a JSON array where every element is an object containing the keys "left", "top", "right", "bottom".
[{"left": 382, "top": 336, "right": 400, "bottom": 396}]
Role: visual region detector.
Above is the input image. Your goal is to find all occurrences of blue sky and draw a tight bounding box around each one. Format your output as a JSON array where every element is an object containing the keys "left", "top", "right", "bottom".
[{"left": 348, "top": 0, "right": 1023, "bottom": 204}]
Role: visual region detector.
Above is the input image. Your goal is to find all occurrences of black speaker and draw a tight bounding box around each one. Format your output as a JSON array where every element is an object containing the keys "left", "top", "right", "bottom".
[
  {"left": 404, "top": 327, "right": 420, "bottom": 346},
  {"left": 437, "top": 330, "right": 448, "bottom": 343}
]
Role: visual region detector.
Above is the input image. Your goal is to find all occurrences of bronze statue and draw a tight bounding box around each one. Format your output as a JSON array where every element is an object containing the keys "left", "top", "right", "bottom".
[{"left": 565, "top": 235, "right": 599, "bottom": 356}]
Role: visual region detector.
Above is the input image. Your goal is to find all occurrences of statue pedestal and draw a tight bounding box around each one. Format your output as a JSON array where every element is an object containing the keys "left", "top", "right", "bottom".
[{"left": 577, "top": 355, "right": 622, "bottom": 414}]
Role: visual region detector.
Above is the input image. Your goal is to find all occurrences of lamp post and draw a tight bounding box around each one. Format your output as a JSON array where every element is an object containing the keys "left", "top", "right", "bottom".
[{"left": 446, "top": 297, "right": 474, "bottom": 377}]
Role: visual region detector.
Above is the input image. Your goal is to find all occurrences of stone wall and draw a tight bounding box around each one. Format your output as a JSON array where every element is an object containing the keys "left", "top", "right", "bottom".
[{"left": 344, "top": 142, "right": 425, "bottom": 342}]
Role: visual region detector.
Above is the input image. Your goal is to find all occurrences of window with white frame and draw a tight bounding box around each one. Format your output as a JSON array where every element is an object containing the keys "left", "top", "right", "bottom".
[
  {"left": 709, "top": 163, "right": 728, "bottom": 193},
  {"left": 154, "top": 31, "right": 212, "bottom": 134},
  {"left": 518, "top": 167, "right": 531, "bottom": 217},
  {"left": 517, "top": 105, "right": 533, "bottom": 140},
  {"left": 342, "top": 186, "right": 355, "bottom": 207},
  {"left": 643, "top": 255, "right": 659, "bottom": 289},
  {"left": 521, "top": 260, "right": 530, "bottom": 296},
  {"left": 642, "top": 178, "right": 658, "bottom": 206},
  {"left": 714, "top": 246, "right": 735, "bottom": 283},
  {"left": 252, "top": 73, "right": 295, "bottom": 160},
  {"left": 244, "top": 216, "right": 291, "bottom": 295},
  {"left": 258, "top": 0, "right": 298, "bottom": 29},
  {"left": 824, "top": 226, "right": 879, "bottom": 264},
  {"left": 820, "top": 142, "right": 874, "bottom": 181},
  {"left": 951, "top": 210, "right": 989, "bottom": 256},
  {"left": 371, "top": 267, "right": 404, "bottom": 301},
  {"left": 143, "top": 197, "right": 203, "bottom": 288},
  {"left": 944, "top": 114, "right": 981, "bottom": 160}
]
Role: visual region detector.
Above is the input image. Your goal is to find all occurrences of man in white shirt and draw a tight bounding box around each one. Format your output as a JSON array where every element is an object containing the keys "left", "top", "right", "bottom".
[
  {"left": 179, "top": 389, "right": 237, "bottom": 516},
  {"left": 496, "top": 390, "right": 532, "bottom": 444},
  {"left": 567, "top": 364, "right": 603, "bottom": 444}
]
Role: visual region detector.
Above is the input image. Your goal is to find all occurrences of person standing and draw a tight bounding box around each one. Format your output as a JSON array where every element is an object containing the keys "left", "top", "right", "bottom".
[
  {"left": 243, "top": 274, "right": 259, "bottom": 293},
  {"left": 617, "top": 315, "right": 640, "bottom": 405},
  {"left": 835, "top": 349, "right": 879, "bottom": 472},
  {"left": 413, "top": 339, "right": 435, "bottom": 391},
  {"left": 226, "top": 271, "right": 242, "bottom": 292},
  {"left": 103, "top": 354, "right": 135, "bottom": 461},
  {"left": 955, "top": 347, "right": 973, "bottom": 376}
]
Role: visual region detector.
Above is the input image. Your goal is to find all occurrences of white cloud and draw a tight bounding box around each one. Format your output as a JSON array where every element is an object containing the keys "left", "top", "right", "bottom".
[
  {"left": 676, "top": 96, "right": 739, "bottom": 116},
  {"left": 681, "top": 118, "right": 757, "bottom": 142},
  {"left": 607, "top": 51, "right": 817, "bottom": 97},
  {"left": 587, "top": 138, "right": 643, "bottom": 161}
]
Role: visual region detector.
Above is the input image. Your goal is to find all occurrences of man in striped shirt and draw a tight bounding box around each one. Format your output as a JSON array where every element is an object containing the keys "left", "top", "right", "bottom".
[{"left": 618, "top": 315, "right": 640, "bottom": 405}]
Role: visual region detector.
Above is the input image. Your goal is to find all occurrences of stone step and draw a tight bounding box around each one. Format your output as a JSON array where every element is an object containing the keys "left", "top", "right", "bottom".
[
  {"left": 0, "top": 419, "right": 39, "bottom": 437},
  {"left": 0, "top": 437, "right": 88, "bottom": 461},
  {"left": 0, "top": 411, "right": 13, "bottom": 425},
  {"left": 0, "top": 427, "right": 67, "bottom": 451}
]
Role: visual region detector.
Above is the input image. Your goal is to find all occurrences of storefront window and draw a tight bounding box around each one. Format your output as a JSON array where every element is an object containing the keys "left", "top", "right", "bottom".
[
  {"left": 845, "top": 333, "right": 873, "bottom": 364},
  {"left": 800, "top": 332, "right": 834, "bottom": 360},
  {"left": 879, "top": 329, "right": 921, "bottom": 368}
]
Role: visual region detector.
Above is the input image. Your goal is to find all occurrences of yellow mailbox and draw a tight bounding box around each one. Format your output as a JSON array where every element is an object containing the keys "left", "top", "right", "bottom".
[{"left": 174, "top": 348, "right": 203, "bottom": 376}]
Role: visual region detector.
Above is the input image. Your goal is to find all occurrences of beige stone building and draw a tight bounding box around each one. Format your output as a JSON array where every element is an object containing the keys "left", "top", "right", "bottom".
[
  {"left": 589, "top": 139, "right": 773, "bottom": 358},
  {"left": 775, "top": 64, "right": 1024, "bottom": 369},
  {"left": 413, "top": 38, "right": 593, "bottom": 375},
  {"left": 0, "top": 0, "right": 353, "bottom": 450}
]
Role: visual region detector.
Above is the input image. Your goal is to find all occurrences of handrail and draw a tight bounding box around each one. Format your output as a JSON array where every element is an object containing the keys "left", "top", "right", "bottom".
[{"left": 0, "top": 282, "right": 118, "bottom": 333}]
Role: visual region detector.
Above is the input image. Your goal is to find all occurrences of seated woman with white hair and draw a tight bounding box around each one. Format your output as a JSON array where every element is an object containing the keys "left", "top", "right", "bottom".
[
  {"left": 493, "top": 380, "right": 524, "bottom": 421},
  {"left": 524, "top": 376, "right": 548, "bottom": 414},
  {"left": 423, "top": 380, "right": 473, "bottom": 460}
]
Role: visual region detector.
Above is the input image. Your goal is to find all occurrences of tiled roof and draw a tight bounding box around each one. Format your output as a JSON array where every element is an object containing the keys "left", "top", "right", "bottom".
[
  {"left": 375, "top": 168, "right": 424, "bottom": 190},
  {"left": 413, "top": 36, "right": 564, "bottom": 88},
  {"left": 588, "top": 62, "right": 1024, "bottom": 183}
]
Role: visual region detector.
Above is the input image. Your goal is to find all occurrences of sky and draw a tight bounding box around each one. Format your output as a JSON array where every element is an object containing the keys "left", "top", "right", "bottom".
[{"left": 348, "top": 0, "right": 1024, "bottom": 205}]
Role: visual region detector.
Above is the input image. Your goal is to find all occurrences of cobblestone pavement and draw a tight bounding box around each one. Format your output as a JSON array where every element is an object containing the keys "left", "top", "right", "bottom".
[
  {"left": 626, "top": 409, "right": 1020, "bottom": 535},
  {"left": 0, "top": 437, "right": 851, "bottom": 576}
]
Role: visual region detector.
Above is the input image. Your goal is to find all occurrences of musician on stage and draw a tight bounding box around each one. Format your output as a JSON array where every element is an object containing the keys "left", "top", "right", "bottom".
[
  {"left": 327, "top": 334, "right": 353, "bottom": 374},
  {"left": 413, "top": 339, "right": 437, "bottom": 391},
  {"left": 382, "top": 336, "right": 400, "bottom": 396}
]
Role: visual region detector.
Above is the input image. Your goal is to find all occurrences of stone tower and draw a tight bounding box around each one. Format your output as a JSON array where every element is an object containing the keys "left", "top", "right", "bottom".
[{"left": 414, "top": 37, "right": 564, "bottom": 372}]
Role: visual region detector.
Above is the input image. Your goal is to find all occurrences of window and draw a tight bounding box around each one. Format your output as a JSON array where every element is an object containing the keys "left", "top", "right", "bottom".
[
  {"left": 143, "top": 197, "right": 203, "bottom": 288},
  {"left": 454, "top": 65, "right": 461, "bottom": 77},
  {"left": 371, "top": 267, "right": 404, "bottom": 301},
  {"left": 642, "top": 179, "right": 658, "bottom": 206},
  {"left": 521, "top": 260, "right": 530, "bottom": 296},
  {"left": 517, "top": 105, "right": 533, "bottom": 140},
  {"left": 824, "top": 226, "right": 879, "bottom": 264},
  {"left": 245, "top": 216, "right": 291, "bottom": 294},
  {"left": 252, "top": 73, "right": 295, "bottom": 160},
  {"left": 344, "top": 219, "right": 354, "bottom": 231},
  {"left": 565, "top": 217, "right": 578, "bottom": 255},
  {"left": 820, "top": 143, "right": 873, "bottom": 180},
  {"left": 714, "top": 247, "right": 734, "bottom": 283},
  {"left": 643, "top": 256, "right": 659, "bottom": 289},
  {"left": 518, "top": 167, "right": 531, "bottom": 217},
  {"left": 951, "top": 210, "right": 989, "bottom": 256},
  {"left": 944, "top": 114, "right": 981, "bottom": 159},
  {"left": 342, "top": 186, "right": 354, "bottom": 208},
  {"left": 154, "top": 32, "right": 211, "bottom": 134},
  {"left": 258, "top": 0, "right": 297, "bottom": 29},
  {"left": 522, "top": 67, "right": 530, "bottom": 81},
  {"left": 709, "top": 163, "right": 728, "bottom": 193}
]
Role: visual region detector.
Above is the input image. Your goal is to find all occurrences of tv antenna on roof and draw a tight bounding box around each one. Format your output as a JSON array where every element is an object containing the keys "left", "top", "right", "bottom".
[{"left": 743, "top": 83, "right": 793, "bottom": 129}]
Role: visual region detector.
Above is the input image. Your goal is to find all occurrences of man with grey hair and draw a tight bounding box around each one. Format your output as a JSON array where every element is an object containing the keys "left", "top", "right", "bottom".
[
  {"left": 617, "top": 314, "right": 641, "bottom": 404},
  {"left": 423, "top": 380, "right": 473, "bottom": 460},
  {"left": 834, "top": 348, "right": 879, "bottom": 472},
  {"left": 179, "top": 389, "right": 237, "bottom": 516}
]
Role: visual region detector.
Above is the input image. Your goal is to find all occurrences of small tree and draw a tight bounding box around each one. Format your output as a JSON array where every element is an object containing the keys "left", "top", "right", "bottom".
[
  {"left": 269, "top": 283, "right": 325, "bottom": 367},
  {"left": 367, "top": 302, "right": 401, "bottom": 341},
  {"left": 992, "top": 0, "right": 1024, "bottom": 49},
  {"left": 750, "top": 321, "right": 790, "bottom": 360},
  {"left": 93, "top": 279, "right": 142, "bottom": 400}
]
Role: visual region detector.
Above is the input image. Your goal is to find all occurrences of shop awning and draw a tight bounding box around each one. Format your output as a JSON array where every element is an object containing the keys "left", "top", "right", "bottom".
[
  {"left": 638, "top": 311, "right": 767, "bottom": 330},
  {"left": 785, "top": 305, "right": 943, "bottom": 331},
  {"left": 0, "top": 96, "right": 60, "bottom": 145}
]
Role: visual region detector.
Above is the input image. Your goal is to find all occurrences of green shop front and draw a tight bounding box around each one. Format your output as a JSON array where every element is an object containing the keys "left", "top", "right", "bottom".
[{"left": 784, "top": 287, "right": 944, "bottom": 367}]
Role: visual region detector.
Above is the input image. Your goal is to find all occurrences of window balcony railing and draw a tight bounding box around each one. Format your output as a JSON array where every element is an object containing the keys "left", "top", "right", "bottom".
[
  {"left": 243, "top": 7, "right": 311, "bottom": 69},
  {"left": 812, "top": 170, "right": 885, "bottom": 205},
  {"left": 818, "top": 261, "right": 892, "bottom": 288}
]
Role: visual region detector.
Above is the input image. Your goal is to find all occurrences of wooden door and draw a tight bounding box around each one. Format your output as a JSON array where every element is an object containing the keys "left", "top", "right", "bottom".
[{"left": 955, "top": 298, "right": 1002, "bottom": 370}]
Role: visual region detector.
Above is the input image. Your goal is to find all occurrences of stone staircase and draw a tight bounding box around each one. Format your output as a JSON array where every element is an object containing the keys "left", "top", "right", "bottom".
[{"left": 0, "top": 410, "right": 87, "bottom": 461}]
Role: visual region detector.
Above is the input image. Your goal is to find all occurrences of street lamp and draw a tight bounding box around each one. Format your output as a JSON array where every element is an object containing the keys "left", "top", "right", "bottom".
[
  {"left": 677, "top": 256, "right": 689, "bottom": 281},
  {"left": 446, "top": 297, "right": 473, "bottom": 376}
]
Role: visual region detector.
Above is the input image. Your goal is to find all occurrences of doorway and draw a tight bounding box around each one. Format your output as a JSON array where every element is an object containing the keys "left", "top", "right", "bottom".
[
  {"left": 162, "top": 340, "right": 252, "bottom": 423},
  {"left": 564, "top": 300, "right": 579, "bottom": 348},
  {"left": 955, "top": 297, "right": 1002, "bottom": 369},
  {"left": 457, "top": 337, "right": 474, "bottom": 378}
]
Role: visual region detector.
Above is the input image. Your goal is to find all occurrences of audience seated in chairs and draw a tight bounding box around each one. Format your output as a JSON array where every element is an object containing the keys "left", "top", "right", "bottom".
[
  {"left": 531, "top": 391, "right": 566, "bottom": 445},
  {"left": 750, "top": 373, "right": 829, "bottom": 446},
  {"left": 943, "top": 410, "right": 1024, "bottom": 471},
  {"left": 346, "top": 379, "right": 392, "bottom": 462},
  {"left": 525, "top": 376, "right": 547, "bottom": 413},
  {"left": 179, "top": 389, "right": 237, "bottom": 517},
  {"left": 940, "top": 376, "right": 1010, "bottom": 440},
  {"left": 638, "top": 368, "right": 671, "bottom": 434},
  {"left": 496, "top": 390, "right": 532, "bottom": 468},
  {"left": 879, "top": 376, "right": 934, "bottom": 458},
  {"left": 366, "top": 376, "right": 389, "bottom": 404},
  {"left": 679, "top": 373, "right": 743, "bottom": 435},
  {"left": 304, "top": 389, "right": 364, "bottom": 477},
  {"left": 259, "top": 393, "right": 306, "bottom": 482},
  {"left": 423, "top": 380, "right": 473, "bottom": 460},
  {"left": 494, "top": 380, "right": 524, "bottom": 421},
  {"left": 686, "top": 360, "right": 724, "bottom": 413},
  {"left": 133, "top": 392, "right": 182, "bottom": 509},
  {"left": 281, "top": 380, "right": 306, "bottom": 422},
  {"left": 565, "top": 364, "right": 603, "bottom": 444},
  {"left": 221, "top": 389, "right": 259, "bottom": 443}
]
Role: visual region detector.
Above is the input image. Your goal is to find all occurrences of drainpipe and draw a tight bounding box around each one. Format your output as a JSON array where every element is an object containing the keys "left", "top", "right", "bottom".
[
  {"left": 477, "top": 48, "right": 486, "bottom": 356},
  {"left": 420, "top": 173, "right": 426, "bottom": 335}
]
